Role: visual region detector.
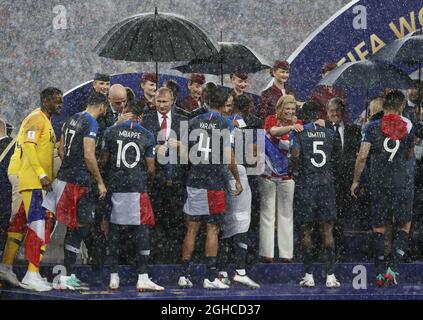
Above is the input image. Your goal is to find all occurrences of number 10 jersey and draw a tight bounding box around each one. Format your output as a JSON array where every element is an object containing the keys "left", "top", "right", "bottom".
[{"left": 101, "top": 120, "right": 155, "bottom": 193}]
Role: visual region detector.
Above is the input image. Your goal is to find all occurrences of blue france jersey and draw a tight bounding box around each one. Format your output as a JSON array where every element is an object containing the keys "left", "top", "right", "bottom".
[
  {"left": 362, "top": 118, "right": 413, "bottom": 187},
  {"left": 101, "top": 120, "right": 155, "bottom": 193},
  {"left": 187, "top": 111, "right": 234, "bottom": 190},
  {"left": 290, "top": 122, "right": 335, "bottom": 185},
  {"left": 57, "top": 112, "right": 99, "bottom": 186}
]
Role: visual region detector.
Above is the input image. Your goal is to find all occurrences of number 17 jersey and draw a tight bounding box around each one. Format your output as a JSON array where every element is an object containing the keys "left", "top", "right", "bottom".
[{"left": 101, "top": 120, "right": 155, "bottom": 193}]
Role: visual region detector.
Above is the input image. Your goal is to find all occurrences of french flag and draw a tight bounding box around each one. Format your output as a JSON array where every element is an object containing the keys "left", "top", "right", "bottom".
[
  {"left": 264, "top": 135, "right": 289, "bottom": 176},
  {"left": 24, "top": 190, "right": 52, "bottom": 268}
]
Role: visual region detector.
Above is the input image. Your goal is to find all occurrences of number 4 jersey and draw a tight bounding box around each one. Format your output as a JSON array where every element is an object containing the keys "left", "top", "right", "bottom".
[
  {"left": 101, "top": 120, "right": 155, "bottom": 193},
  {"left": 57, "top": 112, "right": 99, "bottom": 186}
]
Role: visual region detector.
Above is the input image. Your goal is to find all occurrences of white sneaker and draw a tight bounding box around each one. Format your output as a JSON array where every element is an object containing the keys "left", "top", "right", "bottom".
[
  {"left": 0, "top": 263, "right": 20, "bottom": 286},
  {"left": 178, "top": 276, "right": 193, "bottom": 288},
  {"left": 20, "top": 272, "right": 52, "bottom": 292},
  {"left": 233, "top": 273, "right": 260, "bottom": 289},
  {"left": 136, "top": 274, "right": 164, "bottom": 292},
  {"left": 55, "top": 275, "right": 89, "bottom": 291},
  {"left": 203, "top": 278, "right": 230, "bottom": 289},
  {"left": 299, "top": 273, "right": 315, "bottom": 288},
  {"left": 36, "top": 273, "right": 52, "bottom": 288},
  {"left": 109, "top": 273, "right": 120, "bottom": 290},
  {"left": 218, "top": 272, "right": 231, "bottom": 286},
  {"left": 326, "top": 274, "right": 341, "bottom": 288}
]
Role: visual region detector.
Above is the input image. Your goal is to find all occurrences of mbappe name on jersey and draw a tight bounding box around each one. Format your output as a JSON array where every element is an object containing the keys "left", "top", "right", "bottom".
[{"left": 118, "top": 130, "right": 142, "bottom": 139}]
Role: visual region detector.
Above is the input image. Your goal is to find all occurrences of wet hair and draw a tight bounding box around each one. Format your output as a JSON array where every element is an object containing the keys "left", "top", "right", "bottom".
[
  {"left": 202, "top": 82, "right": 218, "bottom": 107},
  {"left": 86, "top": 91, "right": 108, "bottom": 108},
  {"left": 383, "top": 90, "right": 405, "bottom": 111},
  {"left": 40, "top": 87, "right": 62, "bottom": 105},
  {"left": 275, "top": 95, "right": 296, "bottom": 113},
  {"left": 234, "top": 94, "right": 250, "bottom": 112},
  {"left": 164, "top": 80, "right": 180, "bottom": 98},
  {"left": 126, "top": 87, "right": 136, "bottom": 104},
  {"left": 209, "top": 86, "right": 230, "bottom": 110},
  {"left": 127, "top": 100, "right": 143, "bottom": 116},
  {"left": 301, "top": 101, "right": 321, "bottom": 122},
  {"left": 155, "top": 87, "right": 174, "bottom": 101},
  {"left": 327, "top": 97, "right": 346, "bottom": 115}
]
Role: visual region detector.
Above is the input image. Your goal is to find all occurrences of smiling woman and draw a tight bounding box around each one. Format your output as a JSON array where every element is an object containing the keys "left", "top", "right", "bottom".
[{"left": 259, "top": 94, "right": 300, "bottom": 263}]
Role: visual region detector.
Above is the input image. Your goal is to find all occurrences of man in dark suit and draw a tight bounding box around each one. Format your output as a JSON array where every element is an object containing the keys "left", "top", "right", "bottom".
[
  {"left": 325, "top": 97, "right": 362, "bottom": 260},
  {"left": 142, "top": 87, "right": 188, "bottom": 264}
]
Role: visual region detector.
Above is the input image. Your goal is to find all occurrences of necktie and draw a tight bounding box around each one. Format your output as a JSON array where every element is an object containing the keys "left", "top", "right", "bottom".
[
  {"left": 333, "top": 124, "right": 342, "bottom": 154},
  {"left": 113, "top": 112, "right": 118, "bottom": 122},
  {"left": 161, "top": 114, "right": 167, "bottom": 141}
]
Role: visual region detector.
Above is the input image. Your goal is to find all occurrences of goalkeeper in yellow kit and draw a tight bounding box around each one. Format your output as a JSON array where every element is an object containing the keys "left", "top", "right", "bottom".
[{"left": 0, "top": 87, "right": 63, "bottom": 291}]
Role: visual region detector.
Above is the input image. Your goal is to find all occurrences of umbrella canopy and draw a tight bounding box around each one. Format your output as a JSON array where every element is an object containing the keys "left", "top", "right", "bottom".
[
  {"left": 372, "top": 34, "right": 423, "bottom": 65},
  {"left": 94, "top": 9, "right": 219, "bottom": 63},
  {"left": 172, "top": 41, "right": 271, "bottom": 74},
  {"left": 318, "top": 60, "right": 414, "bottom": 90}
]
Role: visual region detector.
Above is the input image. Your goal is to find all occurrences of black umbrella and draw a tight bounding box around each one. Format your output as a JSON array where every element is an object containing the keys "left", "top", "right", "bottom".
[
  {"left": 372, "top": 32, "right": 423, "bottom": 106},
  {"left": 318, "top": 60, "right": 414, "bottom": 119},
  {"left": 172, "top": 41, "right": 271, "bottom": 85},
  {"left": 94, "top": 8, "right": 219, "bottom": 81},
  {"left": 372, "top": 34, "right": 423, "bottom": 65},
  {"left": 319, "top": 60, "right": 414, "bottom": 90}
]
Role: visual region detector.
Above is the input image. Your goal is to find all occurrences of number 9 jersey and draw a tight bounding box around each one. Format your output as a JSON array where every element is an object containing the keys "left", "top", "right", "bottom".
[
  {"left": 101, "top": 120, "right": 155, "bottom": 193},
  {"left": 362, "top": 117, "right": 414, "bottom": 189}
]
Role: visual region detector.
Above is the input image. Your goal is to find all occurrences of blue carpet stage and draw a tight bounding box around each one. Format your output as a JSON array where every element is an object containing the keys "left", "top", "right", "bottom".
[{"left": 1, "top": 263, "right": 423, "bottom": 300}]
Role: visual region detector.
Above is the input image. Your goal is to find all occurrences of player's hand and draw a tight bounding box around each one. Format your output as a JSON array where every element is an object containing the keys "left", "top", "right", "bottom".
[
  {"left": 40, "top": 176, "right": 52, "bottom": 192},
  {"left": 98, "top": 183, "right": 107, "bottom": 200},
  {"left": 233, "top": 119, "right": 239, "bottom": 128},
  {"left": 350, "top": 182, "right": 359, "bottom": 199},
  {"left": 232, "top": 181, "right": 243, "bottom": 196},
  {"left": 291, "top": 123, "right": 304, "bottom": 132},
  {"left": 117, "top": 112, "right": 135, "bottom": 123},
  {"left": 100, "top": 218, "right": 109, "bottom": 236},
  {"left": 168, "top": 138, "right": 179, "bottom": 149},
  {"left": 156, "top": 144, "right": 168, "bottom": 156},
  {"left": 314, "top": 119, "right": 326, "bottom": 127}
]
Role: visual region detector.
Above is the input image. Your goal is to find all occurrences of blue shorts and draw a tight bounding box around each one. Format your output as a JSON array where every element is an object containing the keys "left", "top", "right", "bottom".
[
  {"left": 369, "top": 186, "right": 412, "bottom": 228},
  {"left": 185, "top": 213, "right": 223, "bottom": 225},
  {"left": 294, "top": 181, "right": 337, "bottom": 225}
]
